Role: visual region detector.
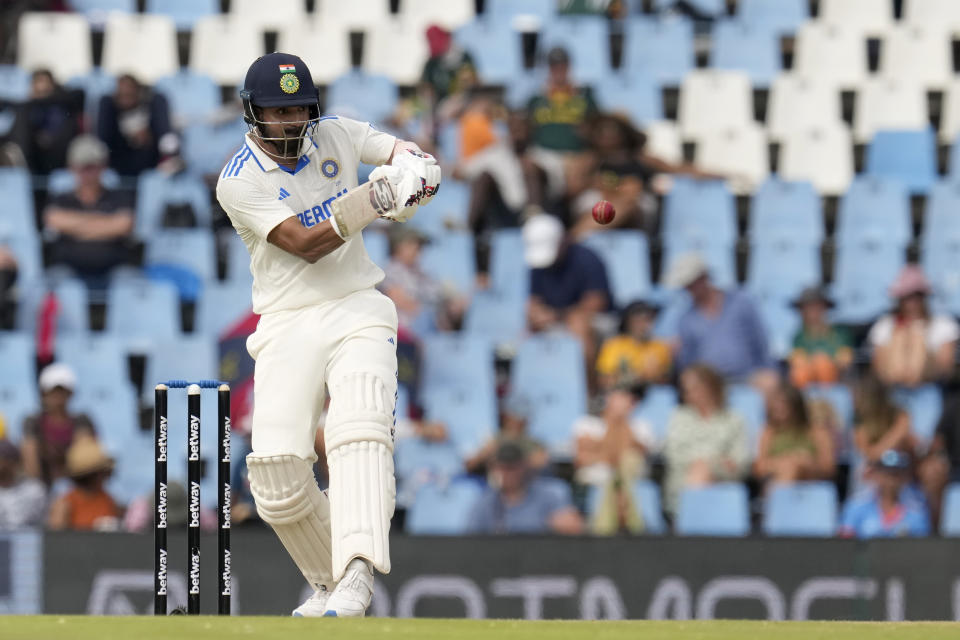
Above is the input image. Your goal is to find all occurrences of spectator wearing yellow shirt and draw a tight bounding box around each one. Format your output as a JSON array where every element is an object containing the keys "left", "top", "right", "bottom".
[{"left": 596, "top": 301, "right": 672, "bottom": 390}]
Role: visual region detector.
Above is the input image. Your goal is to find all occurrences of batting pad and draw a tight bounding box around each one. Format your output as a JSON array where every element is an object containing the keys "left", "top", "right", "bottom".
[
  {"left": 325, "top": 372, "right": 396, "bottom": 581},
  {"left": 246, "top": 454, "right": 334, "bottom": 589}
]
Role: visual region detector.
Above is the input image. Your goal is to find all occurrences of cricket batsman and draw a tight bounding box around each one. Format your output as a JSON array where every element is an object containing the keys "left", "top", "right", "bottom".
[{"left": 216, "top": 52, "right": 440, "bottom": 617}]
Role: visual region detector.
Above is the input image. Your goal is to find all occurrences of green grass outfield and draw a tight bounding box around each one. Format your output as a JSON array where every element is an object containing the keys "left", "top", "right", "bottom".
[{"left": 2, "top": 617, "right": 960, "bottom": 640}]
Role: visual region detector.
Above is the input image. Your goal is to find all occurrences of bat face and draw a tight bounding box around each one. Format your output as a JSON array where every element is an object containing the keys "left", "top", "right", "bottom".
[{"left": 331, "top": 177, "right": 396, "bottom": 238}]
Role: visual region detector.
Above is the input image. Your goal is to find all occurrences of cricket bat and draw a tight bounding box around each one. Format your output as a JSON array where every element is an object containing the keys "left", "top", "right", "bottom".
[{"left": 330, "top": 176, "right": 396, "bottom": 239}]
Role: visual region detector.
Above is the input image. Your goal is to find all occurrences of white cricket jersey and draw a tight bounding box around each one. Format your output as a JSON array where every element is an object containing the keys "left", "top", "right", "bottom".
[{"left": 216, "top": 116, "right": 396, "bottom": 314}]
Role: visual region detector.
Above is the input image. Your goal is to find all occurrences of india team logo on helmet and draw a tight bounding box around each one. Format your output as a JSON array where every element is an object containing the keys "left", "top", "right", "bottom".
[{"left": 280, "top": 73, "right": 300, "bottom": 94}]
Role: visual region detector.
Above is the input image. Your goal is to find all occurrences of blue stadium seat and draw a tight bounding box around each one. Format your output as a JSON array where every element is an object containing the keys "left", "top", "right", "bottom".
[
  {"left": 489, "top": 229, "right": 528, "bottom": 300},
  {"left": 662, "top": 240, "right": 736, "bottom": 290},
  {"left": 394, "top": 436, "right": 465, "bottom": 508},
  {"left": 750, "top": 179, "right": 823, "bottom": 246},
  {"left": 831, "top": 241, "right": 905, "bottom": 324},
  {"left": 422, "top": 385, "right": 497, "bottom": 458},
  {"left": 756, "top": 297, "right": 801, "bottom": 360},
  {"left": 455, "top": 20, "right": 524, "bottom": 85},
  {"left": 71, "top": 380, "right": 139, "bottom": 443},
  {"left": 503, "top": 69, "right": 546, "bottom": 110},
  {"left": 663, "top": 178, "right": 737, "bottom": 247},
  {"left": 586, "top": 479, "right": 667, "bottom": 534},
  {"left": 105, "top": 427, "right": 154, "bottom": 506},
  {"left": 623, "top": 16, "right": 695, "bottom": 86},
  {"left": 56, "top": 334, "right": 128, "bottom": 392},
  {"left": 728, "top": 384, "right": 766, "bottom": 449},
  {"left": 145, "top": 229, "right": 217, "bottom": 302},
  {"left": 326, "top": 71, "right": 398, "bottom": 126},
  {"left": 70, "top": 0, "right": 136, "bottom": 24},
  {"left": 47, "top": 167, "right": 121, "bottom": 195},
  {"left": 195, "top": 280, "right": 252, "bottom": 338},
  {"left": 154, "top": 70, "right": 221, "bottom": 125},
  {"left": 593, "top": 70, "right": 662, "bottom": 127},
  {"left": 406, "top": 478, "right": 484, "bottom": 535},
  {"left": 941, "top": 483, "right": 960, "bottom": 536},
  {"left": 0, "top": 65, "right": 31, "bottom": 101},
  {"left": 675, "top": 483, "right": 750, "bottom": 536},
  {"left": 17, "top": 277, "right": 89, "bottom": 336},
  {"left": 143, "top": 335, "right": 219, "bottom": 396},
  {"left": 632, "top": 384, "right": 678, "bottom": 445},
  {"left": 136, "top": 169, "right": 212, "bottom": 234},
  {"left": 581, "top": 231, "right": 652, "bottom": 309},
  {"left": 419, "top": 231, "right": 476, "bottom": 297},
  {"left": 710, "top": 19, "right": 781, "bottom": 86},
  {"left": 836, "top": 177, "right": 911, "bottom": 247},
  {"left": 512, "top": 333, "right": 588, "bottom": 457},
  {"left": 464, "top": 289, "right": 526, "bottom": 346},
  {"left": 892, "top": 384, "right": 943, "bottom": 446},
  {"left": 747, "top": 240, "right": 821, "bottom": 302},
  {"left": 0, "top": 382, "right": 39, "bottom": 442},
  {"left": 0, "top": 234, "right": 42, "bottom": 288},
  {"left": 0, "top": 168, "right": 35, "bottom": 238},
  {"left": 763, "top": 482, "right": 838, "bottom": 536},
  {"left": 220, "top": 230, "right": 252, "bottom": 288},
  {"left": 0, "top": 332, "right": 34, "bottom": 389},
  {"left": 421, "top": 333, "right": 495, "bottom": 395},
  {"left": 922, "top": 230, "right": 960, "bottom": 315},
  {"left": 146, "top": 0, "right": 219, "bottom": 30},
  {"left": 865, "top": 129, "right": 937, "bottom": 194},
  {"left": 737, "top": 0, "right": 808, "bottom": 35},
  {"left": 106, "top": 279, "right": 182, "bottom": 348},
  {"left": 409, "top": 179, "right": 470, "bottom": 240},
  {"left": 182, "top": 116, "right": 248, "bottom": 178},
  {"left": 485, "top": 0, "right": 557, "bottom": 26},
  {"left": 538, "top": 16, "right": 611, "bottom": 83},
  {"left": 923, "top": 181, "right": 960, "bottom": 243}
]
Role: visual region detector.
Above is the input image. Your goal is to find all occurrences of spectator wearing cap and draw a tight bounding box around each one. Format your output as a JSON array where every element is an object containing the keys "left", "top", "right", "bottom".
[
  {"left": 0, "top": 439, "right": 47, "bottom": 529},
  {"left": 21, "top": 363, "right": 95, "bottom": 488},
  {"left": 839, "top": 450, "right": 930, "bottom": 539},
  {"left": 97, "top": 73, "right": 172, "bottom": 176},
  {"left": 869, "top": 264, "right": 959, "bottom": 388},
  {"left": 47, "top": 435, "right": 120, "bottom": 531},
  {"left": 595, "top": 300, "right": 672, "bottom": 390},
  {"left": 467, "top": 442, "right": 584, "bottom": 535},
  {"left": 466, "top": 395, "right": 549, "bottom": 474},
  {"left": 573, "top": 382, "right": 655, "bottom": 535},
  {"left": 524, "top": 214, "right": 611, "bottom": 378},
  {"left": 42, "top": 135, "right": 136, "bottom": 290},
  {"left": 789, "top": 287, "right": 853, "bottom": 389},
  {"left": 666, "top": 253, "right": 777, "bottom": 393}
]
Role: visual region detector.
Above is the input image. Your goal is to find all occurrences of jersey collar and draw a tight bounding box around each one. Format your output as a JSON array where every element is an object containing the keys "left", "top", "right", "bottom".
[{"left": 244, "top": 132, "right": 318, "bottom": 175}]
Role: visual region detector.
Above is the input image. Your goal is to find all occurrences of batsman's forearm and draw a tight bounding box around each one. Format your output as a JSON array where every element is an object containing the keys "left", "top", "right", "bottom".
[{"left": 299, "top": 221, "right": 346, "bottom": 263}]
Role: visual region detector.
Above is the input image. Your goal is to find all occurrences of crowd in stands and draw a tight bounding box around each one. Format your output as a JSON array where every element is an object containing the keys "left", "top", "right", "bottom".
[{"left": 2, "top": 0, "right": 960, "bottom": 541}]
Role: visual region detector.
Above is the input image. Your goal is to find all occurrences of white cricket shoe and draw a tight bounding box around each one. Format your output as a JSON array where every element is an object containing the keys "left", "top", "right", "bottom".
[
  {"left": 323, "top": 558, "right": 374, "bottom": 617},
  {"left": 292, "top": 585, "right": 331, "bottom": 617}
]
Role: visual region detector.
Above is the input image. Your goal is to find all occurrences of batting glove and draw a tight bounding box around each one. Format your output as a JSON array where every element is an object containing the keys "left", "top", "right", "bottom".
[{"left": 390, "top": 148, "right": 441, "bottom": 208}]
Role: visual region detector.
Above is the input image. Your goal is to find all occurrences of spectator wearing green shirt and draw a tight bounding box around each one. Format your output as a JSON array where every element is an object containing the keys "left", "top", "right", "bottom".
[{"left": 788, "top": 287, "right": 853, "bottom": 389}]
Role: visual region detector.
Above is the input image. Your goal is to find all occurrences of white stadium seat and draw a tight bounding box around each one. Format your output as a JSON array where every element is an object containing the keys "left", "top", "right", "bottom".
[
  {"left": 189, "top": 15, "right": 265, "bottom": 86},
  {"left": 779, "top": 124, "right": 855, "bottom": 196},
  {"left": 939, "top": 79, "right": 960, "bottom": 143},
  {"left": 230, "top": 0, "right": 308, "bottom": 31},
  {"left": 903, "top": 0, "right": 960, "bottom": 34},
  {"left": 820, "top": 0, "right": 894, "bottom": 38},
  {"left": 766, "top": 74, "right": 843, "bottom": 142},
  {"left": 17, "top": 12, "right": 93, "bottom": 82},
  {"left": 365, "top": 17, "right": 430, "bottom": 85},
  {"left": 317, "top": 0, "right": 390, "bottom": 30},
  {"left": 277, "top": 22, "right": 351, "bottom": 85},
  {"left": 678, "top": 70, "right": 753, "bottom": 141},
  {"left": 794, "top": 23, "right": 868, "bottom": 91},
  {"left": 643, "top": 120, "right": 682, "bottom": 164},
  {"left": 101, "top": 13, "right": 178, "bottom": 84},
  {"left": 853, "top": 77, "right": 929, "bottom": 143},
  {"left": 696, "top": 123, "right": 770, "bottom": 194},
  {"left": 400, "top": 0, "right": 475, "bottom": 31},
  {"left": 879, "top": 24, "right": 952, "bottom": 90}
]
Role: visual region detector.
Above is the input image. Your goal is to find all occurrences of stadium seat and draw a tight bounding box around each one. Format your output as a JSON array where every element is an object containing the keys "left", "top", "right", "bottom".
[
  {"left": 586, "top": 479, "right": 667, "bottom": 534},
  {"left": 409, "top": 179, "right": 469, "bottom": 239},
  {"left": 663, "top": 178, "right": 737, "bottom": 247},
  {"left": 820, "top": 0, "right": 894, "bottom": 38},
  {"left": 710, "top": 19, "right": 781, "bottom": 87},
  {"left": 106, "top": 279, "right": 182, "bottom": 348},
  {"left": 145, "top": 228, "right": 218, "bottom": 287},
  {"left": 485, "top": 0, "right": 557, "bottom": 27},
  {"left": 422, "top": 385, "right": 497, "bottom": 458},
  {"left": 766, "top": 74, "right": 843, "bottom": 142},
  {"left": 940, "top": 82, "right": 960, "bottom": 143},
  {"left": 136, "top": 170, "right": 213, "bottom": 234},
  {"left": 892, "top": 385, "right": 943, "bottom": 447},
  {"left": 46, "top": 167, "right": 121, "bottom": 196},
  {"left": 0, "top": 382, "right": 39, "bottom": 442},
  {"left": 105, "top": 426, "right": 154, "bottom": 506},
  {"left": 222, "top": 229, "right": 253, "bottom": 287},
  {"left": 728, "top": 384, "right": 766, "bottom": 449},
  {"left": 325, "top": 71, "right": 398, "bottom": 126},
  {"left": 16, "top": 277, "right": 89, "bottom": 337},
  {"left": 189, "top": 15, "right": 264, "bottom": 86},
  {"left": 394, "top": 437, "right": 465, "bottom": 496},
  {"left": 419, "top": 231, "right": 476, "bottom": 297},
  {"left": 66, "top": 68, "right": 116, "bottom": 124},
  {"left": 276, "top": 22, "right": 350, "bottom": 85},
  {"left": 421, "top": 333, "right": 495, "bottom": 395},
  {"left": 747, "top": 241, "right": 821, "bottom": 303},
  {"left": 779, "top": 125, "right": 855, "bottom": 196},
  {"left": 0, "top": 168, "right": 36, "bottom": 238},
  {"left": 580, "top": 231, "right": 652, "bottom": 309},
  {"left": 661, "top": 240, "right": 737, "bottom": 290},
  {"left": 69, "top": 0, "right": 136, "bottom": 26},
  {"left": 17, "top": 12, "right": 93, "bottom": 82},
  {"left": 865, "top": 129, "right": 938, "bottom": 194},
  {"left": 594, "top": 71, "right": 662, "bottom": 127},
  {"left": 749, "top": 179, "right": 823, "bottom": 246},
  {"left": 695, "top": 123, "right": 770, "bottom": 194},
  {"left": 854, "top": 78, "right": 929, "bottom": 143},
  {"left": 0, "top": 332, "right": 34, "bottom": 389},
  {"left": 464, "top": 289, "right": 527, "bottom": 346},
  {"left": 195, "top": 280, "right": 253, "bottom": 337},
  {"left": 832, "top": 241, "right": 906, "bottom": 324},
  {"left": 154, "top": 70, "right": 221, "bottom": 127},
  {"left": 71, "top": 381, "right": 140, "bottom": 443},
  {"left": 181, "top": 116, "right": 249, "bottom": 177},
  {"left": 879, "top": 24, "right": 952, "bottom": 91},
  {"left": 146, "top": 0, "right": 219, "bottom": 30},
  {"left": 488, "top": 229, "right": 528, "bottom": 300},
  {"left": 142, "top": 336, "right": 219, "bottom": 399},
  {"left": 643, "top": 120, "right": 682, "bottom": 164},
  {"left": 406, "top": 478, "right": 484, "bottom": 535},
  {"left": 757, "top": 298, "right": 801, "bottom": 360},
  {"left": 363, "top": 229, "right": 389, "bottom": 270},
  {"left": 633, "top": 384, "right": 678, "bottom": 445},
  {"left": 317, "top": 0, "right": 391, "bottom": 30},
  {"left": 366, "top": 17, "right": 431, "bottom": 85},
  {"left": 675, "top": 483, "right": 750, "bottom": 536},
  {"left": 400, "top": 0, "right": 475, "bottom": 31},
  {"left": 794, "top": 23, "right": 868, "bottom": 91},
  {"left": 0, "top": 234, "right": 42, "bottom": 288},
  {"left": 454, "top": 20, "right": 524, "bottom": 85},
  {"left": 941, "top": 483, "right": 960, "bottom": 536},
  {"left": 56, "top": 334, "right": 128, "bottom": 390},
  {"left": 503, "top": 68, "right": 546, "bottom": 110},
  {"left": 836, "top": 177, "right": 911, "bottom": 246},
  {"left": 763, "top": 482, "right": 838, "bottom": 537},
  {"left": 512, "top": 333, "right": 588, "bottom": 457},
  {"left": 230, "top": 0, "right": 308, "bottom": 30},
  {"left": 922, "top": 182, "right": 960, "bottom": 312},
  {"left": 678, "top": 70, "right": 753, "bottom": 141},
  {"left": 538, "top": 16, "right": 611, "bottom": 84},
  {"left": 904, "top": 0, "right": 960, "bottom": 31},
  {"left": 0, "top": 65, "right": 31, "bottom": 102},
  {"left": 623, "top": 16, "right": 695, "bottom": 86},
  {"left": 101, "top": 13, "right": 179, "bottom": 84},
  {"left": 737, "top": 0, "right": 808, "bottom": 36}
]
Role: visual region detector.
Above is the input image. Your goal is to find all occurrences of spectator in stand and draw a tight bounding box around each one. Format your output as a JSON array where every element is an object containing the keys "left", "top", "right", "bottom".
[
  {"left": 42, "top": 135, "right": 136, "bottom": 290},
  {"left": 47, "top": 435, "right": 120, "bottom": 531},
  {"left": 465, "top": 395, "right": 549, "bottom": 474},
  {"left": 853, "top": 374, "right": 916, "bottom": 473},
  {"left": 667, "top": 253, "right": 777, "bottom": 394},
  {"left": 97, "top": 73, "right": 172, "bottom": 176},
  {"left": 870, "top": 264, "right": 959, "bottom": 388},
  {"left": 788, "top": 287, "right": 853, "bottom": 389},
  {"left": 596, "top": 300, "right": 672, "bottom": 390},
  {"left": 0, "top": 439, "right": 46, "bottom": 529},
  {"left": 917, "top": 397, "right": 960, "bottom": 527},
  {"left": 467, "top": 442, "right": 584, "bottom": 535},
  {"left": 573, "top": 382, "right": 655, "bottom": 535},
  {"left": 21, "top": 363, "right": 95, "bottom": 489},
  {"left": 0, "top": 246, "right": 17, "bottom": 329},
  {"left": 421, "top": 24, "right": 476, "bottom": 108},
  {"left": 5, "top": 69, "right": 83, "bottom": 174},
  {"left": 753, "top": 383, "right": 835, "bottom": 490},
  {"left": 663, "top": 364, "right": 750, "bottom": 514},
  {"left": 839, "top": 449, "right": 930, "bottom": 539}
]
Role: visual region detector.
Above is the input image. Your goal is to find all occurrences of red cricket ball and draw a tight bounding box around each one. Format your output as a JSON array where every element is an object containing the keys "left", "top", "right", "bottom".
[{"left": 592, "top": 200, "right": 616, "bottom": 225}]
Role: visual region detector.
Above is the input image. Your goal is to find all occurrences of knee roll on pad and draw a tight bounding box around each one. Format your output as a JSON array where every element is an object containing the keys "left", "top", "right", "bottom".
[
  {"left": 325, "top": 372, "right": 396, "bottom": 580},
  {"left": 246, "top": 454, "right": 334, "bottom": 589}
]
